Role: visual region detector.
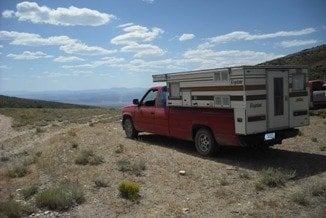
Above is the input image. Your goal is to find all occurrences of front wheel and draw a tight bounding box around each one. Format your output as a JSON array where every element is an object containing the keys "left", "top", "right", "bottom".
[
  {"left": 194, "top": 128, "right": 218, "bottom": 156},
  {"left": 123, "top": 118, "right": 138, "bottom": 139}
]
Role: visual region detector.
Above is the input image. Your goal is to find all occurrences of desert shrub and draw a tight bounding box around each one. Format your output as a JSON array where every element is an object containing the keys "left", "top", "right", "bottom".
[
  {"left": 0, "top": 156, "right": 9, "bottom": 162},
  {"left": 7, "top": 164, "right": 29, "bottom": 178},
  {"left": 75, "top": 149, "right": 104, "bottom": 165},
  {"left": 310, "top": 182, "right": 326, "bottom": 197},
  {"left": 115, "top": 144, "right": 124, "bottom": 153},
  {"left": 0, "top": 200, "right": 35, "bottom": 217},
  {"left": 219, "top": 177, "right": 229, "bottom": 186},
  {"left": 71, "top": 142, "right": 79, "bottom": 149},
  {"left": 254, "top": 182, "right": 265, "bottom": 191},
  {"left": 259, "top": 168, "right": 296, "bottom": 188},
  {"left": 21, "top": 184, "right": 38, "bottom": 200},
  {"left": 89, "top": 122, "right": 95, "bottom": 127},
  {"left": 298, "top": 130, "right": 303, "bottom": 136},
  {"left": 118, "top": 181, "right": 140, "bottom": 201},
  {"left": 291, "top": 191, "right": 310, "bottom": 206},
  {"left": 239, "top": 170, "right": 251, "bottom": 179},
  {"left": 319, "top": 145, "right": 326, "bottom": 151},
  {"left": 311, "top": 137, "right": 318, "bottom": 142},
  {"left": 94, "top": 178, "right": 109, "bottom": 188},
  {"left": 117, "top": 159, "right": 146, "bottom": 176},
  {"left": 35, "top": 182, "right": 85, "bottom": 211},
  {"left": 35, "top": 127, "right": 45, "bottom": 133},
  {"left": 22, "top": 154, "right": 39, "bottom": 166}
]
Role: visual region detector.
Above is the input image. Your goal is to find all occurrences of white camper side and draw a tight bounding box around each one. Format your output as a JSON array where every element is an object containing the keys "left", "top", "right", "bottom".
[{"left": 152, "top": 66, "right": 309, "bottom": 136}]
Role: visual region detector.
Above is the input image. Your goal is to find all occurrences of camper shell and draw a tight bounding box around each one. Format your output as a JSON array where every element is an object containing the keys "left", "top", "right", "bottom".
[{"left": 153, "top": 65, "right": 309, "bottom": 136}]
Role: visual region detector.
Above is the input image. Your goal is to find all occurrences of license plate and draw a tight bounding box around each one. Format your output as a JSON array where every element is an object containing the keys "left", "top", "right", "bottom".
[{"left": 264, "top": 132, "right": 275, "bottom": 141}]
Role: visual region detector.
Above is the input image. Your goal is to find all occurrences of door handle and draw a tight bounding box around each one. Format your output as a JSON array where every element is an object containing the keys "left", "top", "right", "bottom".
[{"left": 150, "top": 112, "right": 155, "bottom": 115}]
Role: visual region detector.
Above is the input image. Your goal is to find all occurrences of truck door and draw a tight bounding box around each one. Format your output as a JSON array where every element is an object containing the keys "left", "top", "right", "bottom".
[
  {"left": 267, "top": 71, "right": 289, "bottom": 129},
  {"left": 134, "top": 89, "right": 158, "bottom": 132},
  {"left": 154, "top": 87, "right": 169, "bottom": 136}
]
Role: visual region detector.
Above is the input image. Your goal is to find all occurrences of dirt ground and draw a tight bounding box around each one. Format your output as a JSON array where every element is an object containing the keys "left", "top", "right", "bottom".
[{"left": 0, "top": 111, "right": 325, "bottom": 217}]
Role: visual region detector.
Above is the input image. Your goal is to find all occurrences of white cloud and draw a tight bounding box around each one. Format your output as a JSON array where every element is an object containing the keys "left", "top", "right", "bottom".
[
  {"left": 124, "top": 58, "right": 186, "bottom": 72},
  {"left": 206, "top": 28, "right": 316, "bottom": 45},
  {"left": 111, "top": 24, "right": 164, "bottom": 45},
  {"left": 111, "top": 24, "right": 164, "bottom": 57},
  {"left": 59, "top": 43, "right": 116, "bottom": 55},
  {"left": 183, "top": 49, "right": 283, "bottom": 69},
  {"left": 142, "top": 0, "right": 155, "bottom": 3},
  {"left": 0, "top": 30, "right": 115, "bottom": 55},
  {"left": 120, "top": 42, "right": 164, "bottom": 57},
  {"left": 179, "top": 33, "right": 195, "bottom": 41},
  {"left": 4, "top": 1, "right": 115, "bottom": 26},
  {"left": 118, "top": 23, "right": 134, "bottom": 28},
  {"left": 0, "top": 65, "right": 11, "bottom": 69},
  {"left": 280, "top": 39, "right": 317, "bottom": 48},
  {"left": 2, "top": 10, "right": 14, "bottom": 18},
  {"left": 7, "top": 51, "right": 53, "bottom": 60},
  {"left": 63, "top": 56, "right": 124, "bottom": 69},
  {"left": 53, "top": 56, "right": 85, "bottom": 62}
]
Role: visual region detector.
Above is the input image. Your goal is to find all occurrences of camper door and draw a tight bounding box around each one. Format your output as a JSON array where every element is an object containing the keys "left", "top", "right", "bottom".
[{"left": 267, "top": 71, "right": 289, "bottom": 129}]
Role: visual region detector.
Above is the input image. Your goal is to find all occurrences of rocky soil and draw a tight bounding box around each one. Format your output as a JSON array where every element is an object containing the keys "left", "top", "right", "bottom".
[{"left": 0, "top": 111, "right": 325, "bottom": 217}]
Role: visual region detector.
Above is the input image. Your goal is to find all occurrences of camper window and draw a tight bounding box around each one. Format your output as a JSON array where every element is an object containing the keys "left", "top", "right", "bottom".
[
  {"left": 292, "top": 74, "right": 305, "bottom": 91},
  {"left": 214, "top": 71, "right": 229, "bottom": 82},
  {"left": 170, "top": 82, "right": 180, "bottom": 99}
]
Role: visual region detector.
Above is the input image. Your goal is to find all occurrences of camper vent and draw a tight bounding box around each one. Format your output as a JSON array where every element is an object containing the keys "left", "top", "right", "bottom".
[
  {"left": 214, "top": 95, "right": 230, "bottom": 108},
  {"left": 214, "top": 71, "right": 229, "bottom": 82}
]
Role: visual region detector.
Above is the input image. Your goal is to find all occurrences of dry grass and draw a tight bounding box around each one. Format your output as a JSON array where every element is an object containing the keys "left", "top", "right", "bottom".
[
  {"left": 0, "top": 200, "right": 35, "bottom": 217},
  {"left": 75, "top": 149, "right": 104, "bottom": 165},
  {"left": 0, "top": 108, "right": 120, "bottom": 128},
  {"left": 0, "top": 109, "right": 325, "bottom": 217},
  {"left": 257, "top": 167, "right": 296, "bottom": 188},
  {"left": 35, "top": 182, "right": 85, "bottom": 211}
]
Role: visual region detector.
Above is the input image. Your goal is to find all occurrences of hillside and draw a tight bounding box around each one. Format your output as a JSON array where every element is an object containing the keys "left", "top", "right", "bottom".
[
  {"left": 0, "top": 95, "right": 95, "bottom": 108},
  {"left": 260, "top": 44, "right": 326, "bottom": 80}
]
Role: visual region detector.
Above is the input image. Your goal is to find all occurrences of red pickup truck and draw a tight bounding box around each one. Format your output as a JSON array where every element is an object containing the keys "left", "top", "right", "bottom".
[{"left": 122, "top": 86, "right": 298, "bottom": 156}]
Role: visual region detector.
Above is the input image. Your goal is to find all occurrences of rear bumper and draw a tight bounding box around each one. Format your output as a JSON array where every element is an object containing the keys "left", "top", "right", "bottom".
[{"left": 239, "top": 128, "right": 299, "bottom": 147}]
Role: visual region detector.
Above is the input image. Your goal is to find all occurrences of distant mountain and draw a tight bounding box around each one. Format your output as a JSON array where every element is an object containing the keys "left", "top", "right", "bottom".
[
  {"left": 0, "top": 95, "right": 94, "bottom": 108},
  {"left": 259, "top": 44, "right": 326, "bottom": 80},
  {"left": 2, "top": 87, "right": 147, "bottom": 107}
]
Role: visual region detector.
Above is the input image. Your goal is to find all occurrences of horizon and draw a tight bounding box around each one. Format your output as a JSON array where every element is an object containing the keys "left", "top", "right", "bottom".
[{"left": 1, "top": 0, "right": 326, "bottom": 92}]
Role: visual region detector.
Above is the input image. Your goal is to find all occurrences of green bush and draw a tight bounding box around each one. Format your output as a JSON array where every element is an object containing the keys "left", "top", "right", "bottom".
[
  {"left": 75, "top": 149, "right": 104, "bottom": 165},
  {"left": 115, "top": 144, "right": 124, "bottom": 153},
  {"left": 94, "top": 178, "right": 109, "bottom": 188},
  {"left": 239, "top": 170, "right": 251, "bottom": 179},
  {"left": 118, "top": 181, "right": 140, "bottom": 201},
  {"left": 117, "top": 159, "right": 146, "bottom": 176},
  {"left": 319, "top": 145, "right": 326, "bottom": 151},
  {"left": 7, "top": 164, "right": 29, "bottom": 178},
  {"left": 311, "top": 137, "right": 318, "bottom": 142},
  {"left": 35, "top": 182, "right": 85, "bottom": 211},
  {"left": 310, "top": 182, "right": 326, "bottom": 197},
  {"left": 291, "top": 192, "right": 310, "bottom": 206},
  {"left": 259, "top": 168, "right": 296, "bottom": 188},
  {"left": 21, "top": 184, "right": 38, "bottom": 200},
  {"left": 0, "top": 200, "right": 35, "bottom": 217}
]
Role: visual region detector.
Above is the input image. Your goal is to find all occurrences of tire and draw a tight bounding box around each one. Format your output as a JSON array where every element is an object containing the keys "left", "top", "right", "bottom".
[
  {"left": 194, "top": 128, "right": 218, "bottom": 156},
  {"left": 123, "top": 118, "right": 138, "bottom": 139}
]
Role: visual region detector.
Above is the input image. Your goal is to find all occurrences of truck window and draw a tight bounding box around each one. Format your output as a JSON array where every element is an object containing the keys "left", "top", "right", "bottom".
[
  {"left": 141, "top": 89, "right": 158, "bottom": 107},
  {"left": 158, "top": 88, "right": 167, "bottom": 107}
]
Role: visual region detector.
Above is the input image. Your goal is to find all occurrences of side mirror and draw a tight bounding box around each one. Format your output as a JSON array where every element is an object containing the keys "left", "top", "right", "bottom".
[{"left": 133, "top": 99, "right": 139, "bottom": 105}]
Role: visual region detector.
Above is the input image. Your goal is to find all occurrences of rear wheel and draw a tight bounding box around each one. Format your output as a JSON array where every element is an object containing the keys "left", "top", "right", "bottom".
[
  {"left": 194, "top": 128, "right": 217, "bottom": 156},
  {"left": 123, "top": 118, "right": 138, "bottom": 139}
]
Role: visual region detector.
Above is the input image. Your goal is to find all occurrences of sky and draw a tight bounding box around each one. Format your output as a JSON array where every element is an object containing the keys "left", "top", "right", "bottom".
[{"left": 0, "top": 0, "right": 325, "bottom": 92}]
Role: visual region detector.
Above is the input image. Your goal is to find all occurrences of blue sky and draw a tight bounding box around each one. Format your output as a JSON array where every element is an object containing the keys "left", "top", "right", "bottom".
[{"left": 0, "top": 0, "right": 325, "bottom": 92}]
